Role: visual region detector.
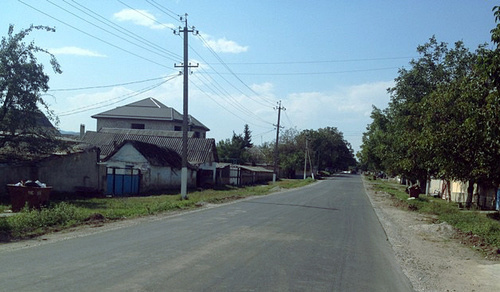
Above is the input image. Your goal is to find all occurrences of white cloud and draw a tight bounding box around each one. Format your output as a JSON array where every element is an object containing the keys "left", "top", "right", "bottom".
[
  {"left": 251, "top": 82, "right": 274, "bottom": 94},
  {"left": 200, "top": 33, "right": 248, "bottom": 53},
  {"left": 283, "top": 81, "right": 393, "bottom": 152},
  {"left": 113, "top": 9, "right": 175, "bottom": 30},
  {"left": 49, "top": 46, "right": 106, "bottom": 57}
]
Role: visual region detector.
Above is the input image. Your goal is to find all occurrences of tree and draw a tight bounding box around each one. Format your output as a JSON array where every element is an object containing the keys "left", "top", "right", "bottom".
[
  {"left": 0, "top": 24, "right": 62, "bottom": 158},
  {"left": 357, "top": 106, "right": 391, "bottom": 173},
  {"left": 216, "top": 124, "right": 253, "bottom": 164}
]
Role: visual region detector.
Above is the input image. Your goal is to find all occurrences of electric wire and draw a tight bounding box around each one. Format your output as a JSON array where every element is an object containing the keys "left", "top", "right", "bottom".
[
  {"left": 117, "top": 0, "right": 179, "bottom": 31},
  {"left": 65, "top": 0, "right": 181, "bottom": 60},
  {"left": 57, "top": 74, "right": 180, "bottom": 116},
  {"left": 45, "top": 0, "right": 179, "bottom": 63},
  {"left": 18, "top": 0, "right": 174, "bottom": 70},
  {"left": 197, "top": 34, "right": 276, "bottom": 107},
  {"left": 188, "top": 44, "right": 275, "bottom": 122},
  {"left": 145, "top": 0, "right": 181, "bottom": 23},
  {"left": 191, "top": 71, "right": 273, "bottom": 127},
  {"left": 49, "top": 76, "right": 167, "bottom": 91},
  {"left": 199, "top": 67, "right": 401, "bottom": 76},
  {"left": 190, "top": 80, "right": 270, "bottom": 129},
  {"left": 205, "top": 56, "right": 417, "bottom": 65}
]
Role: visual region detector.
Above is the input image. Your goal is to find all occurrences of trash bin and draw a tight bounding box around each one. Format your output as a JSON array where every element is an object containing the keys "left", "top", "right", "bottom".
[
  {"left": 408, "top": 185, "right": 421, "bottom": 199},
  {"left": 7, "top": 183, "right": 52, "bottom": 212}
]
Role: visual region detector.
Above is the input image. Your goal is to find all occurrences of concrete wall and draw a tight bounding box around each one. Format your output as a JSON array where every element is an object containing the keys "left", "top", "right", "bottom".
[
  {"left": 0, "top": 148, "right": 104, "bottom": 201},
  {"left": 36, "top": 148, "right": 104, "bottom": 193},
  {"left": 96, "top": 118, "right": 207, "bottom": 138},
  {"left": 105, "top": 143, "right": 196, "bottom": 193}
]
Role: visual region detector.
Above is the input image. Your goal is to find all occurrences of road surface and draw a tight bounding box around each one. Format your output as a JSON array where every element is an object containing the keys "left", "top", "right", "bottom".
[{"left": 0, "top": 175, "right": 413, "bottom": 291}]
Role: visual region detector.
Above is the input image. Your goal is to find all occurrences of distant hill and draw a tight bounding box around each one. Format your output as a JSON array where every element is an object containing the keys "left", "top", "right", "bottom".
[{"left": 59, "top": 130, "right": 79, "bottom": 137}]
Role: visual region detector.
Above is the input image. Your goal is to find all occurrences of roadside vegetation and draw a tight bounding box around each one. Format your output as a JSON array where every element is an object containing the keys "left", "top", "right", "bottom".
[
  {"left": 367, "top": 177, "right": 500, "bottom": 257},
  {"left": 0, "top": 179, "right": 315, "bottom": 241}
]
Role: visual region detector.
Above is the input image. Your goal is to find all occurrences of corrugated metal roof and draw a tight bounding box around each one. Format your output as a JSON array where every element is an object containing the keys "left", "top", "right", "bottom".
[
  {"left": 91, "top": 97, "right": 209, "bottom": 130},
  {"left": 238, "top": 165, "right": 274, "bottom": 173},
  {"left": 82, "top": 131, "right": 218, "bottom": 164}
]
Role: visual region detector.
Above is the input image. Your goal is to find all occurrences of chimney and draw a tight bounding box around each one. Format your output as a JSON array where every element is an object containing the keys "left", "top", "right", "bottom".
[{"left": 80, "top": 124, "right": 85, "bottom": 140}]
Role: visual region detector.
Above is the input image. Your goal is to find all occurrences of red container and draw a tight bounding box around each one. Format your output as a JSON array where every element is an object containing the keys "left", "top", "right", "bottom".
[{"left": 7, "top": 185, "right": 52, "bottom": 212}]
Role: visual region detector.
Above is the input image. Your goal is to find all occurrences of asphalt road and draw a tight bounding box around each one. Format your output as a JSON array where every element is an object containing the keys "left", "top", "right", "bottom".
[{"left": 0, "top": 175, "right": 413, "bottom": 291}]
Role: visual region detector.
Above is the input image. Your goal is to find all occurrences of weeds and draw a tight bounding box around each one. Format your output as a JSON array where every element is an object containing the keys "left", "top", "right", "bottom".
[
  {"left": 369, "top": 178, "right": 500, "bottom": 253},
  {"left": 1, "top": 179, "right": 313, "bottom": 241}
]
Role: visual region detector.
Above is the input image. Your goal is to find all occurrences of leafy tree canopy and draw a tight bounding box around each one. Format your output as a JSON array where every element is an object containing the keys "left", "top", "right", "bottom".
[{"left": 0, "top": 24, "right": 62, "bottom": 158}]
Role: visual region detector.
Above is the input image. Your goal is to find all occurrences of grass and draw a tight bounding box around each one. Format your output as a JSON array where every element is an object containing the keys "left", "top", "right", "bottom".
[
  {"left": 368, "top": 177, "right": 500, "bottom": 254},
  {"left": 0, "top": 178, "right": 315, "bottom": 241}
]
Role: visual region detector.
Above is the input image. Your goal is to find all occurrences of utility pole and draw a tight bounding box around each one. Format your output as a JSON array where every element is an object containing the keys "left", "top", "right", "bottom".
[
  {"left": 273, "top": 100, "right": 285, "bottom": 182},
  {"left": 303, "top": 137, "right": 308, "bottom": 179},
  {"left": 174, "top": 14, "right": 198, "bottom": 200}
]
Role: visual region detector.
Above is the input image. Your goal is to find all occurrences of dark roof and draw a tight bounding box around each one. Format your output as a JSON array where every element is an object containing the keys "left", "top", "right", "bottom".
[
  {"left": 91, "top": 97, "right": 209, "bottom": 131},
  {"left": 82, "top": 130, "right": 218, "bottom": 164},
  {"left": 99, "top": 128, "right": 194, "bottom": 138},
  {"left": 103, "top": 140, "right": 184, "bottom": 168}
]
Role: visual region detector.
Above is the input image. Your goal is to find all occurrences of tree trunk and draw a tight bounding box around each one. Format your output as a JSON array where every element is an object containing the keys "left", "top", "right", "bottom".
[{"left": 466, "top": 179, "right": 474, "bottom": 209}]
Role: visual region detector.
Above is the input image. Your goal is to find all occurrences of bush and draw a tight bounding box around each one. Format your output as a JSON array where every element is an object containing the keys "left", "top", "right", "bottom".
[{"left": 7, "top": 202, "right": 84, "bottom": 237}]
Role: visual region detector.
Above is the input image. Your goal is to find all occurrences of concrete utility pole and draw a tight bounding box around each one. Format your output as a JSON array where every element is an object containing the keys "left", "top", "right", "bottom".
[
  {"left": 273, "top": 101, "right": 285, "bottom": 182},
  {"left": 174, "top": 14, "right": 198, "bottom": 200}
]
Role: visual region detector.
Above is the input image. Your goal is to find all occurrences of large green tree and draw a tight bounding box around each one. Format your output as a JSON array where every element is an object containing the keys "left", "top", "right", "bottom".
[
  {"left": 216, "top": 124, "right": 253, "bottom": 164},
  {"left": 0, "top": 24, "right": 62, "bottom": 158}
]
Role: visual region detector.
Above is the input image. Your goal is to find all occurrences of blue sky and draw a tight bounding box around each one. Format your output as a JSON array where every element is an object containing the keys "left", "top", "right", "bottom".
[{"left": 1, "top": 1, "right": 498, "bottom": 153}]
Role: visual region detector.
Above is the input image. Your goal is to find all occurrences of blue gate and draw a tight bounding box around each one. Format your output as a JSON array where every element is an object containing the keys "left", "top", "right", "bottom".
[{"left": 106, "top": 167, "right": 141, "bottom": 196}]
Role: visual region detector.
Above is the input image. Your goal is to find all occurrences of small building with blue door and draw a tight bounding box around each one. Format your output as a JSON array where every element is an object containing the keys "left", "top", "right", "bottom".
[{"left": 103, "top": 140, "right": 196, "bottom": 195}]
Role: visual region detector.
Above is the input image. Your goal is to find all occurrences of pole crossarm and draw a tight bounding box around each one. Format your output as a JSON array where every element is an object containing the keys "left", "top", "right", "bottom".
[{"left": 173, "top": 13, "right": 199, "bottom": 200}]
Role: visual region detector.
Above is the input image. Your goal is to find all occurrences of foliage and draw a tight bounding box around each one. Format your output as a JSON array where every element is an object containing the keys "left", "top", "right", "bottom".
[
  {"left": 369, "top": 178, "right": 500, "bottom": 249},
  {"left": 359, "top": 7, "right": 500, "bottom": 190},
  {"left": 216, "top": 124, "right": 253, "bottom": 164},
  {"left": 0, "top": 24, "right": 62, "bottom": 157}
]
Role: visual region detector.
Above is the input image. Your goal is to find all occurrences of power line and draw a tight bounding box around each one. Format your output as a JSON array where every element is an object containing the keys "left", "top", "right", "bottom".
[
  {"left": 199, "top": 67, "right": 401, "bottom": 76},
  {"left": 205, "top": 56, "right": 417, "bottom": 65},
  {"left": 49, "top": 76, "right": 166, "bottom": 91},
  {"left": 197, "top": 34, "right": 276, "bottom": 107},
  {"left": 145, "top": 0, "right": 181, "bottom": 23},
  {"left": 19, "top": 0, "right": 175, "bottom": 69},
  {"left": 57, "top": 74, "right": 180, "bottom": 116},
  {"left": 65, "top": 0, "right": 181, "bottom": 60},
  {"left": 189, "top": 44, "right": 275, "bottom": 110},
  {"left": 117, "top": 0, "right": 179, "bottom": 30},
  {"left": 190, "top": 80, "right": 271, "bottom": 129},
  {"left": 45, "top": 0, "right": 179, "bottom": 63}
]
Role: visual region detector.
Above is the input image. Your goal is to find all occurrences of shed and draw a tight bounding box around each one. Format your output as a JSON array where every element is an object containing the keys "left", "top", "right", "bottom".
[{"left": 102, "top": 140, "right": 196, "bottom": 195}]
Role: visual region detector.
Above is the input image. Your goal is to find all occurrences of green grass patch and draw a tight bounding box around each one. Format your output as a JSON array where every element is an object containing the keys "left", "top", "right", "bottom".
[
  {"left": 368, "top": 177, "right": 500, "bottom": 251},
  {"left": 0, "top": 179, "right": 314, "bottom": 241}
]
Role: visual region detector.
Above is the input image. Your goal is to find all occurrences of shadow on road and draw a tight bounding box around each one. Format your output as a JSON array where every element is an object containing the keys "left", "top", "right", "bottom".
[{"left": 243, "top": 200, "right": 338, "bottom": 211}]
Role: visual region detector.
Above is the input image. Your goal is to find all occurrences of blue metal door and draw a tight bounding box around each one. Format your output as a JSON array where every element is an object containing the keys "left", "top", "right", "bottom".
[{"left": 106, "top": 167, "right": 140, "bottom": 196}]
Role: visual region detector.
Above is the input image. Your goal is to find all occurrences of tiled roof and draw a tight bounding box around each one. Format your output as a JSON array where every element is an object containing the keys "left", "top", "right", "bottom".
[
  {"left": 82, "top": 130, "right": 218, "bottom": 164},
  {"left": 91, "top": 97, "right": 209, "bottom": 130}
]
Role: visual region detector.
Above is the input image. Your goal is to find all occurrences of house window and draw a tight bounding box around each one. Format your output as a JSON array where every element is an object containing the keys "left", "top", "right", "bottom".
[
  {"left": 131, "top": 123, "right": 145, "bottom": 129},
  {"left": 174, "top": 126, "right": 182, "bottom": 131},
  {"left": 194, "top": 131, "right": 200, "bottom": 138}
]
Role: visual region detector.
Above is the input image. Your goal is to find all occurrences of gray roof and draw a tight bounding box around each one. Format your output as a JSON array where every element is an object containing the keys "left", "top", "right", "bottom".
[
  {"left": 82, "top": 130, "right": 218, "bottom": 165},
  {"left": 91, "top": 97, "right": 209, "bottom": 131},
  {"left": 99, "top": 128, "right": 194, "bottom": 138}
]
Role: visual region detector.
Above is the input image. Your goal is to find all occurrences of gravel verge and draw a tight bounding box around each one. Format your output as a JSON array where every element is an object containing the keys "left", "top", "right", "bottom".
[{"left": 363, "top": 179, "right": 500, "bottom": 291}]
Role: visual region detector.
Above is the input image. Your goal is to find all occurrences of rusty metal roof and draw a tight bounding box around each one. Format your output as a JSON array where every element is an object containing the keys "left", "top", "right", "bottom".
[{"left": 82, "top": 130, "right": 218, "bottom": 164}]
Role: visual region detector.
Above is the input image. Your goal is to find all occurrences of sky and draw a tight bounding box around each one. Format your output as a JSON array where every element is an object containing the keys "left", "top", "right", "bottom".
[{"left": 1, "top": 0, "right": 499, "bottom": 154}]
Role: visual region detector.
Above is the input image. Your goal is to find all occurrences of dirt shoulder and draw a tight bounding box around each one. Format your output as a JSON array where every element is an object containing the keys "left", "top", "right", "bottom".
[{"left": 363, "top": 179, "right": 500, "bottom": 291}]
